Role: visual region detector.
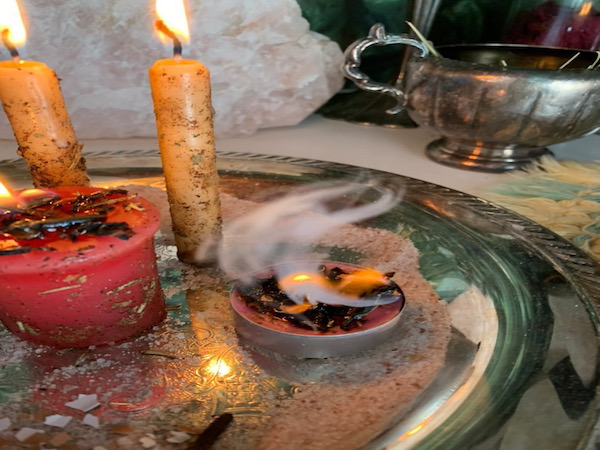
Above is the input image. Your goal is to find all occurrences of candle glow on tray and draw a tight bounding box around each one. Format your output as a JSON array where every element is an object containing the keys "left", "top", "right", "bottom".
[{"left": 0, "top": 183, "right": 165, "bottom": 348}]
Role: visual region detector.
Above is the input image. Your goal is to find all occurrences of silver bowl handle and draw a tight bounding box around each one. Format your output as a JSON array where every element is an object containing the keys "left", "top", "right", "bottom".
[{"left": 343, "top": 24, "right": 429, "bottom": 114}]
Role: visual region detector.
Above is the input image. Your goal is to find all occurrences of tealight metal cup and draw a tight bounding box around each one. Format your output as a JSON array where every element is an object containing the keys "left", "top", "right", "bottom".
[{"left": 230, "top": 262, "right": 406, "bottom": 359}]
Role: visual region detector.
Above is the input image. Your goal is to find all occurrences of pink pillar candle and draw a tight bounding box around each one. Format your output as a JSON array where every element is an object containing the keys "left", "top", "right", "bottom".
[{"left": 0, "top": 186, "right": 165, "bottom": 347}]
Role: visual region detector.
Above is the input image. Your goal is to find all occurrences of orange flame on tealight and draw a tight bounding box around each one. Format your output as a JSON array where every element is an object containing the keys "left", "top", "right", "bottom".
[
  {"left": 278, "top": 267, "right": 394, "bottom": 307},
  {"left": 155, "top": 0, "right": 190, "bottom": 43},
  {"left": 292, "top": 274, "right": 313, "bottom": 282},
  {"left": 0, "top": 182, "right": 11, "bottom": 198},
  {"left": 0, "top": 0, "right": 27, "bottom": 47},
  {"left": 337, "top": 268, "right": 391, "bottom": 296},
  {"left": 278, "top": 272, "right": 331, "bottom": 300}
]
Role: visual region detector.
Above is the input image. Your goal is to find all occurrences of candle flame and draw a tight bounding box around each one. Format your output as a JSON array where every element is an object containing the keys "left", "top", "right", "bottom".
[
  {"left": 0, "top": 182, "right": 11, "bottom": 198},
  {"left": 0, "top": 0, "right": 27, "bottom": 46},
  {"left": 155, "top": 0, "right": 189, "bottom": 42},
  {"left": 0, "top": 181, "right": 18, "bottom": 209}
]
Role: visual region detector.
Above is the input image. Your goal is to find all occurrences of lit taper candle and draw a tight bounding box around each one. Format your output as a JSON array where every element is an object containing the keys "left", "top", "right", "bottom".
[
  {"left": 0, "top": 0, "right": 89, "bottom": 188},
  {"left": 149, "top": 0, "right": 222, "bottom": 265}
]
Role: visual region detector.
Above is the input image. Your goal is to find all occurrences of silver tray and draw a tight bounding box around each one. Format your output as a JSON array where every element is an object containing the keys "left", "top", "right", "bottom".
[{"left": 0, "top": 150, "right": 598, "bottom": 449}]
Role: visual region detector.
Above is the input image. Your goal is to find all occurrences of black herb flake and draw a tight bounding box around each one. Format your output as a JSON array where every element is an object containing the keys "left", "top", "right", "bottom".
[{"left": 0, "top": 246, "right": 32, "bottom": 256}]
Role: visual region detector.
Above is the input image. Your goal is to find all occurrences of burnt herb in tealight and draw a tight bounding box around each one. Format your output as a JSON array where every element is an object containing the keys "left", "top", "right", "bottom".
[{"left": 237, "top": 265, "right": 404, "bottom": 332}]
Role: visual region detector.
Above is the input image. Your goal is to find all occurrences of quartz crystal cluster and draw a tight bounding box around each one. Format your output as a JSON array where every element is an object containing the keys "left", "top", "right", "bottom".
[{"left": 0, "top": 0, "right": 344, "bottom": 139}]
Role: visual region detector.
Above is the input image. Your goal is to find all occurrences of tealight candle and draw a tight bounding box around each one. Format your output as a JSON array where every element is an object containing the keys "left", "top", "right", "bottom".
[
  {"left": 231, "top": 262, "right": 406, "bottom": 358},
  {"left": 0, "top": 0, "right": 89, "bottom": 188},
  {"left": 149, "top": 0, "right": 221, "bottom": 264},
  {"left": 0, "top": 185, "right": 165, "bottom": 348}
]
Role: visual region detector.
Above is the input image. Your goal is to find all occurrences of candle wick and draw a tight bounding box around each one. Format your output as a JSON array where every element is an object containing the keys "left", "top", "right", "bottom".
[
  {"left": 173, "top": 37, "right": 182, "bottom": 58},
  {"left": 1, "top": 29, "right": 20, "bottom": 60},
  {"left": 154, "top": 20, "right": 183, "bottom": 57}
]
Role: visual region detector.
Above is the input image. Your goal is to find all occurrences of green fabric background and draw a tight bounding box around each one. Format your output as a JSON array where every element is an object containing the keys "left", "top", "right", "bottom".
[
  {"left": 297, "top": 0, "right": 515, "bottom": 49},
  {"left": 296, "top": 0, "right": 518, "bottom": 124}
]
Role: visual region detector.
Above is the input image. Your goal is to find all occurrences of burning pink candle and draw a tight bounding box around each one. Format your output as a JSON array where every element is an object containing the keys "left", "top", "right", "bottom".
[{"left": 0, "top": 184, "right": 165, "bottom": 347}]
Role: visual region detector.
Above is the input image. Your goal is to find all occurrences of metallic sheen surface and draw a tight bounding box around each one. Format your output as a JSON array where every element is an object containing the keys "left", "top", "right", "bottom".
[
  {"left": 0, "top": 150, "right": 598, "bottom": 449},
  {"left": 343, "top": 26, "right": 600, "bottom": 172}
]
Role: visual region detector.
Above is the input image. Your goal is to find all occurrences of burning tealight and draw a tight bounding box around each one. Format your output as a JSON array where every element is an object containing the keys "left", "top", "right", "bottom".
[
  {"left": 0, "top": 185, "right": 165, "bottom": 347},
  {"left": 230, "top": 262, "right": 406, "bottom": 358}
]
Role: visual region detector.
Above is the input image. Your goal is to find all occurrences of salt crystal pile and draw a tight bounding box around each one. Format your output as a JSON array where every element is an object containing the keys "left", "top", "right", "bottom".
[{"left": 0, "top": 0, "right": 343, "bottom": 140}]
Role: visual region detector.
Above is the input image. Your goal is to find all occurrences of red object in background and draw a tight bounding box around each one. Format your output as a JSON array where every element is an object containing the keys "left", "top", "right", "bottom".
[
  {"left": 0, "top": 186, "right": 165, "bottom": 348},
  {"left": 504, "top": 0, "right": 600, "bottom": 50}
]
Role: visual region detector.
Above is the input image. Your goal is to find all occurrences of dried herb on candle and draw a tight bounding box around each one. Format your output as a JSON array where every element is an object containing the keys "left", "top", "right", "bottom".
[
  {"left": 6, "top": 214, "right": 107, "bottom": 239},
  {"left": 237, "top": 265, "right": 404, "bottom": 332},
  {"left": 70, "top": 190, "right": 135, "bottom": 213},
  {"left": 0, "top": 246, "right": 33, "bottom": 256},
  {"left": 0, "top": 205, "right": 26, "bottom": 214},
  {"left": 23, "top": 194, "right": 61, "bottom": 210},
  {"left": 0, "top": 189, "right": 138, "bottom": 249}
]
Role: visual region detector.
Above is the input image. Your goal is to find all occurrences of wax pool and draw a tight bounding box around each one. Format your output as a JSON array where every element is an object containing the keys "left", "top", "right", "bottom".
[{"left": 0, "top": 186, "right": 165, "bottom": 347}]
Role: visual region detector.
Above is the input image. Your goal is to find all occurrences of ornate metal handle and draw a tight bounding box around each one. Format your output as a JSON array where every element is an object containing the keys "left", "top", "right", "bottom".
[{"left": 343, "top": 24, "right": 429, "bottom": 114}]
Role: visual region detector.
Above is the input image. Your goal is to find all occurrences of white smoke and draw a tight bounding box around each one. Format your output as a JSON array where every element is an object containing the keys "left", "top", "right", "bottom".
[{"left": 203, "top": 179, "right": 405, "bottom": 307}]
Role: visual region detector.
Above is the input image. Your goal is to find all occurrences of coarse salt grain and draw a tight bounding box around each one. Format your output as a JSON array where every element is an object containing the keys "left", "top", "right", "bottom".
[
  {"left": 44, "top": 414, "right": 73, "bottom": 428},
  {"left": 65, "top": 394, "right": 100, "bottom": 412},
  {"left": 15, "top": 427, "right": 44, "bottom": 442},
  {"left": 139, "top": 435, "right": 156, "bottom": 448},
  {"left": 116, "top": 436, "right": 136, "bottom": 448},
  {"left": 82, "top": 414, "right": 100, "bottom": 429},
  {"left": 166, "top": 430, "right": 191, "bottom": 443},
  {"left": 0, "top": 417, "right": 10, "bottom": 431}
]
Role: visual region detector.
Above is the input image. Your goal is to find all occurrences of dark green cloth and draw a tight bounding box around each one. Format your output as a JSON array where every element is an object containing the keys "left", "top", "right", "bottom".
[
  {"left": 296, "top": 0, "right": 515, "bottom": 125},
  {"left": 297, "top": 0, "right": 514, "bottom": 49},
  {"left": 297, "top": 0, "right": 409, "bottom": 50}
]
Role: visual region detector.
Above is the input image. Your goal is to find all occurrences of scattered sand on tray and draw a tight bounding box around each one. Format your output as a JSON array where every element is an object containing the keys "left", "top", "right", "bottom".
[
  {"left": 123, "top": 184, "right": 452, "bottom": 449},
  {"left": 0, "top": 185, "right": 452, "bottom": 450}
]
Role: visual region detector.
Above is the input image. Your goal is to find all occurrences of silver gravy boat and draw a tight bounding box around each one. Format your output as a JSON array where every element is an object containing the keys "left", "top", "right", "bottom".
[{"left": 343, "top": 24, "right": 600, "bottom": 172}]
